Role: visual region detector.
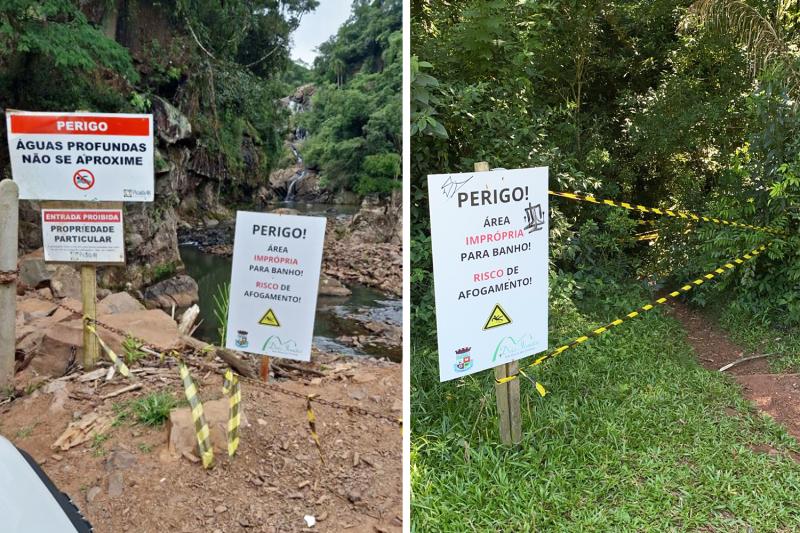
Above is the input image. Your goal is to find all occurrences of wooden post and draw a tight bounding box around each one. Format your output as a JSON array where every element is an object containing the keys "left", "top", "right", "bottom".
[
  {"left": 0, "top": 180, "right": 19, "bottom": 390},
  {"left": 260, "top": 357, "right": 270, "bottom": 382},
  {"left": 81, "top": 264, "right": 99, "bottom": 370},
  {"left": 475, "top": 162, "right": 522, "bottom": 445}
]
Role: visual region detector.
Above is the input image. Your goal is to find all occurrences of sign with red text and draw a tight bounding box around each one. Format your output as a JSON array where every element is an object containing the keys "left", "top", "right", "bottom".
[
  {"left": 428, "top": 167, "right": 549, "bottom": 381},
  {"left": 41, "top": 208, "right": 125, "bottom": 264},
  {"left": 225, "top": 211, "right": 326, "bottom": 362},
  {"left": 5, "top": 110, "right": 154, "bottom": 201}
]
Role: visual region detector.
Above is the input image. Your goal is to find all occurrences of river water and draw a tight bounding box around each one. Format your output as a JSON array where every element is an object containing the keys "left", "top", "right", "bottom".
[{"left": 178, "top": 207, "right": 401, "bottom": 361}]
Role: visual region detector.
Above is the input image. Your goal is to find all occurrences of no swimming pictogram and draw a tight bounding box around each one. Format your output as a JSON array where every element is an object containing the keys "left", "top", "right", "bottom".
[{"left": 73, "top": 168, "right": 95, "bottom": 190}]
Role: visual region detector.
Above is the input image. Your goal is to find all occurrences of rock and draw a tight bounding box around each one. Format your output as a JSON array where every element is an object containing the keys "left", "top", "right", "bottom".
[
  {"left": 17, "top": 298, "right": 57, "bottom": 320},
  {"left": 215, "top": 505, "right": 227, "bottom": 514},
  {"left": 143, "top": 275, "right": 199, "bottom": 311},
  {"left": 349, "top": 389, "right": 366, "bottom": 401},
  {"left": 18, "top": 249, "right": 51, "bottom": 288},
  {"left": 319, "top": 275, "right": 351, "bottom": 297},
  {"left": 50, "top": 265, "right": 81, "bottom": 299},
  {"left": 33, "top": 320, "right": 82, "bottom": 377},
  {"left": 168, "top": 399, "right": 247, "bottom": 456},
  {"left": 270, "top": 207, "right": 300, "bottom": 216},
  {"left": 346, "top": 489, "right": 362, "bottom": 503},
  {"left": 152, "top": 96, "right": 192, "bottom": 144},
  {"left": 107, "top": 449, "right": 137, "bottom": 471},
  {"left": 97, "top": 292, "right": 145, "bottom": 315},
  {"left": 204, "top": 218, "right": 219, "bottom": 228},
  {"left": 352, "top": 372, "right": 376, "bottom": 384},
  {"left": 86, "top": 486, "right": 102, "bottom": 503},
  {"left": 107, "top": 471, "right": 124, "bottom": 498},
  {"left": 34, "top": 309, "right": 180, "bottom": 377}
]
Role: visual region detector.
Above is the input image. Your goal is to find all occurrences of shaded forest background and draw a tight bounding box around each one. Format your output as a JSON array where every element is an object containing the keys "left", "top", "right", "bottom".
[
  {"left": 411, "top": 0, "right": 800, "bottom": 332},
  {"left": 0, "top": 0, "right": 400, "bottom": 197}
]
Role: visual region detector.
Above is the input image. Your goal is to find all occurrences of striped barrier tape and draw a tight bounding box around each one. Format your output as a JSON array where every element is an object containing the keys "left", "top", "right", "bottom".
[
  {"left": 222, "top": 369, "right": 241, "bottom": 457},
  {"left": 86, "top": 323, "right": 134, "bottom": 380},
  {"left": 306, "top": 395, "right": 324, "bottom": 462},
  {"left": 496, "top": 243, "right": 771, "bottom": 385},
  {"left": 549, "top": 190, "right": 785, "bottom": 235},
  {"left": 178, "top": 361, "right": 214, "bottom": 468}
]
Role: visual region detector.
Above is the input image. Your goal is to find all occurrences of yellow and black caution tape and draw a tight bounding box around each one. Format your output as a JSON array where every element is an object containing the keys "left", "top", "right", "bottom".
[
  {"left": 178, "top": 361, "right": 214, "bottom": 469},
  {"left": 550, "top": 190, "right": 785, "bottom": 235},
  {"left": 86, "top": 323, "right": 134, "bottom": 380},
  {"left": 496, "top": 243, "right": 770, "bottom": 385},
  {"left": 222, "top": 369, "right": 241, "bottom": 457},
  {"left": 636, "top": 231, "right": 659, "bottom": 242},
  {"left": 306, "top": 395, "right": 324, "bottom": 463}
]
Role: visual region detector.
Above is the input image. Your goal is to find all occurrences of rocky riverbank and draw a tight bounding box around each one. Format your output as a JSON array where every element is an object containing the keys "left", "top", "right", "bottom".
[{"left": 179, "top": 197, "right": 402, "bottom": 297}]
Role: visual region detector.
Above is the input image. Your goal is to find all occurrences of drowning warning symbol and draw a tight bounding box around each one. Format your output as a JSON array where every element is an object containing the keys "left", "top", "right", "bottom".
[
  {"left": 483, "top": 304, "right": 512, "bottom": 330},
  {"left": 258, "top": 309, "right": 280, "bottom": 327}
]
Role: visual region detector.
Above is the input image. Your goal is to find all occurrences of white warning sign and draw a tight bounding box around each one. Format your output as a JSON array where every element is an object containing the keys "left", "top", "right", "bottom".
[
  {"left": 5, "top": 110, "right": 154, "bottom": 201},
  {"left": 225, "top": 211, "right": 326, "bottom": 362},
  {"left": 428, "top": 167, "right": 549, "bottom": 382},
  {"left": 41, "top": 208, "right": 125, "bottom": 264}
]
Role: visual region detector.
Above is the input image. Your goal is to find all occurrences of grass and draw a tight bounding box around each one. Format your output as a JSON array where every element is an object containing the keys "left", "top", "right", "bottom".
[
  {"left": 718, "top": 307, "right": 800, "bottom": 373},
  {"left": 122, "top": 335, "right": 148, "bottom": 366},
  {"left": 91, "top": 433, "right": 111, "bottom": 456},
  {"left": 15, "top": 425, "right": 35, "bottom": 439},
  {"left": 411, "top": 290, "right": 800, "bottom": 532},
  {"left": 138, "top": 442, "right": 153, "bottom": 453},
  {"left": 113, "top": 392, "right": 180, "bottom": 427}
]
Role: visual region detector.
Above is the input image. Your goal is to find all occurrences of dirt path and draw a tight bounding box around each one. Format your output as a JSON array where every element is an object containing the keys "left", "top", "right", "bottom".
[
  {"left": 0, "top": 357, "right": 402, "bottom": 533},
  {"left": 671, "top": 303, "right": 800, "bottom": 444}
]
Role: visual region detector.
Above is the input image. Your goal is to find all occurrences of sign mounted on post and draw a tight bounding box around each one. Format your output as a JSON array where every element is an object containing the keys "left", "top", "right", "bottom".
[
  {"left": 428, "top": 167, "right": 549, "bottom": 382},
  {"left": 5, "top": 110, "right": 154, "bottom": 201},
  {"left": 225, "top": 211, "right": 326, "bottom": 362},
  {"left": 41, "top": 207, "right": 125, "bottom": 264}
]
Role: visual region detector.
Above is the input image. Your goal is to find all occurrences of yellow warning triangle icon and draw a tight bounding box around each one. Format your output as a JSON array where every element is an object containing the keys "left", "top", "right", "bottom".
[
  {"left": 258, "top": 308, "right": 280, "bottom": 327},
  {"left": 483, "top": 304, "right": 512, "bottom": 330}
]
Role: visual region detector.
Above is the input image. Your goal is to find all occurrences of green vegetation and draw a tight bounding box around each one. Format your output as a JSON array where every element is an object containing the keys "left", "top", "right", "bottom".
[
  {"left": 212, "top": 282, "right": 230, "bottom": 346},
  {"left": 412, "top": 1, "right": 800, "bottom": 529},
  {"left": 114, "top": 392, "right": 180, "bottom": 427},
  {"left": 91, "top": 432, "right": 111, "bottom": 456},
  {"left": 412, "top": 297, "right": 800, "bottom": 531},
  {"left": 299, "top": 0, "right": 402, "bottom": 195},
  {"left": 412, "top": 0, "right": 799, "bottom": 328},
  {"left": 0, "top": 0, "right": 317, "bottom": 188},
  {"left": 122, "top": 335, "right": 147, "bottom": 366}
]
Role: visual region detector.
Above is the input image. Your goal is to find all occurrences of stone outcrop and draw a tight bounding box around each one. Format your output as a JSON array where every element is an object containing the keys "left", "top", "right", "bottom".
[{"left": 143, "top": 275, "right": 199, "bottom": 311}]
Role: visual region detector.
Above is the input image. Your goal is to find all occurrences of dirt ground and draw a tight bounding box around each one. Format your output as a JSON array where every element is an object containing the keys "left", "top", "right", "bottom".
[
  {"left": 671, "top": 303, "right": 800, "bottom": 446},
  {"left": 0, "top": 356, "right": 402, "bottom": 533}
]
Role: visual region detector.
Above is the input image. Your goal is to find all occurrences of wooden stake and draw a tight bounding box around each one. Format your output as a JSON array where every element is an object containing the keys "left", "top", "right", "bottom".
[
  {"left": 0, "top": 180, "right": 19, "bottom": 390},
  {"left": 475, "top": 162, "right": 522, "bottom": 445},
  {"left": 81, "top": 264, "right": 99, "bottom": 370},
  {"left": 260, "top": 357, "right": 270, "bottom": 382}
]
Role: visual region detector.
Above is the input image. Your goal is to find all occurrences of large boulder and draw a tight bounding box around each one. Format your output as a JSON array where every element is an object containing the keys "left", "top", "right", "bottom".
[
  {"left": 97, "top": 292, "right": 146, "bottom": 315},
  {"left": 31, "top": 308, "right": 180, "bottom": 377},
  {"left": 143, "top": 275, "right": 199, "bottom": 311},
  {"left": 319, "top": 274, "right": 351, "bottom": 297},
  {"left": 18, "top": 249, "right": 51, "bottom": 288},
  {"left": 152, "top": 96, "right": 192, "bottom": 144},
  {"left": 49, "top": 265, "right": 81, "bottom": 299}
]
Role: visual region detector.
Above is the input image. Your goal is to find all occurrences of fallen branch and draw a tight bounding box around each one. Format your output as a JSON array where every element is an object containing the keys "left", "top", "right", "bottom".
[
  {"left": 101, "top": 383, "right": 143, "bottom": 399},
  {"left": 274, "top": 362, "right": 326, "bottom": 378},
  {"left": 179, "top": 335, "right": 255, "bottom": 378},
  {"left": 719, "top": 353, "right": 777, "bottom": 372},
  {"left": 177, "top": 304, "right": 200, "bottom": 335}
]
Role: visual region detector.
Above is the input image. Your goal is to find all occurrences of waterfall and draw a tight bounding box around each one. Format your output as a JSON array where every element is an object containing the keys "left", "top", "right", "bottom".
[{"left": 285, "top": 142, "right": 307, "bottom": 201}]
